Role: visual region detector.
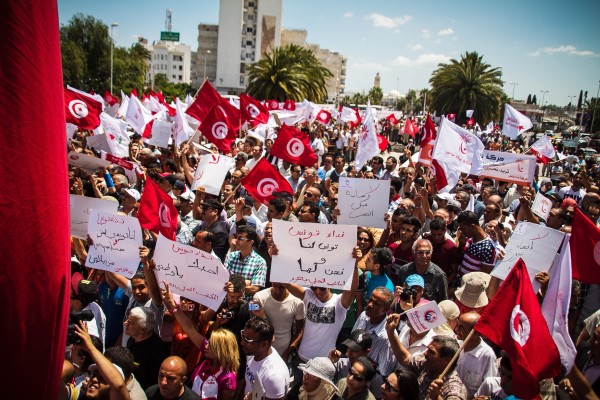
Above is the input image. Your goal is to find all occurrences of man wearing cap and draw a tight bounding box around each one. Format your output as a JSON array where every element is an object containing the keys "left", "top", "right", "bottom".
[
  {"left": 291, "top": 357, "right": 341, "bottom": 400},
  {"left": 328, "top": 329, "right": 373, "bottom": 383},
  {"left": 198, "top": 198, "right": 229, "bottom": 262},
  {"left": 454, "top": 312, "right": 498, "bottom": 399},
  {"left": 121, "top": 188, "right": 140, "bottom": 215},
  {"left": 71, "top": 275, "right": 107, "bottom": 345},
  {"left": 352, "top": 287, "right": 397, "bottom": 398},
  {"left": 178, "top": 190, "right": 200, "bottom": 233},
  {"left": 394, "top": 239, "right": 448, "bottom": 304}
]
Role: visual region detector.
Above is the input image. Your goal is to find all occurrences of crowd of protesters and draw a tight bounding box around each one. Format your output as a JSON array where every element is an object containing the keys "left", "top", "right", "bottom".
[{"left": 61, "top": 114, "right": 600, "bottom": 400}]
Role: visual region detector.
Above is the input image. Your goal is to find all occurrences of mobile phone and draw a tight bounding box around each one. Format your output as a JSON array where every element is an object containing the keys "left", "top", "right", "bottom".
[{"left": 248, "top": 303, "right": 261, "bottom": 312}]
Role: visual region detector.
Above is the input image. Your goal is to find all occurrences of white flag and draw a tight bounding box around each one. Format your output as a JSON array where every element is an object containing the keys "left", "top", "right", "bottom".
[
  {"left": 405, "top": 301, "right": 446, "bottom": 334},
  {"left": 115, "top": 91, "right": 129, "bottom": 119},
  {"left": 484, "top": 121, "right": 494, "bottom": 133},
  {"left": 340, "top": 106, "right": 360, "bottom": 124},
  {"left": 100, "top": 112, "right": 130, "bottom": 158},
  {"left": 530, "top": 134, "right": 556, "bottom": 161},
  {"left": 173, "top": 98, "right": 196, "bottom": 147},
  {"left": 541, "top": 237, "right": 576, "bottom": 373},
  {"left": 125, "top": 94, "right": 153, "bottom": 135},
  {"left": 354, "top": 101, "right": 379, "bottom": 170},
  {"left": 432, "top": 117, "right": 484, "bottom": 191},
  {"left": 502, "top": 104, "right": 533, "bottom": 139},
  {"left": 466, "top": 109, "right": 474, "bottom": 118}
]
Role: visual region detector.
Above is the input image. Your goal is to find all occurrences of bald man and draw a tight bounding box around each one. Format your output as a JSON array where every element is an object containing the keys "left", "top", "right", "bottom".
[
  {"left": 145, "top": 356, "right": 200, "bottom": 400},
  {"left": 454, "top": 312, "right": 498, "bottom": 398}
]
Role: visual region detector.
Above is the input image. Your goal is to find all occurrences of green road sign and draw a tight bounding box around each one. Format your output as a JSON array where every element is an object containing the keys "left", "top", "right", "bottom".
[{"left": 160, "top": 31, "right": 180, "bottom": 41}]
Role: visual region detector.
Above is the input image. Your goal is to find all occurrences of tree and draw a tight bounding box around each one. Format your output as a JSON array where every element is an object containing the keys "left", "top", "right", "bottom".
[
  {"left": 368, "top": 87, "right": 383, "bottom": 105},
  {"left": 405, "top": 89, "right": 417, "bottom": 115},
  {"left": 246, "top": 44, "right": 333, "bottom": 102},
  {"left": 577, "top": 90, "right": 583, "bottom": 110},
  {"left": 526, "top": 94, "right": 532, "bottom": 104},
  {"left": 532, "top": 94, "right": 537, "bottom": 105},
  {"left": 585, "top": 97, "right": 600, "bottom": 133},
  {"left": 429, "top": 51, "right": 504, "bottom": 124}
]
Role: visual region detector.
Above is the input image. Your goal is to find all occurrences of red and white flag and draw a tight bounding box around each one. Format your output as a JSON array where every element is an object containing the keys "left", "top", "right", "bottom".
[
  {"left": 502, "top": 103, "right": 533, "bottom": 140},
  {"left": 447, "top": 113, "right": 456, "bottom": 121},
  {"left": 466, "top": 117, "right": 475, "bottom": 127},
  {"left": 570, "top": 207, "right": 600, "bottom": 284},
  {"left": 541, "top": 237, "right": 577, "bottom": 373},
  {"left": 100, "top": 112, "right": 129, "bottom": 158},
  {"left": 266, "top": 99, "right": 280, "bottom": 110},
  {"left": 240, "top": 93, "right": 269, "bottom": 127},
  {"left": 386, "top": 113, "right": 399, "bottom": 125},
  {"left": 283, "top": 99, "right": 296, "bottom": 111},
  {"left": 64, "top": 86, "right": 103, "bottom": 130},
  {"left": 376, "top": 134, "right": 389, "bottom": 151},
  {"left": 431, "top": 117, "right": 484, "bottom": 191},
  {"left": 529, "top": 134, "right": 556, "bottom": 164},
  {"left": 355, "top": 101, "right": 379, "bottom": 170},
  {"left": 475, "top": 259, "right": 562, "bottom": 400},
  {"left": 186, "top": 81, "right": 240, "bottom": 129},
  {"left": 103, "top": 90, "right": 119, "bottom": 106},
  {"left": 241, "top": 158, "right": 293, "bottom": 204},
  {"left": 116, "top": 90, "right": 130, "bottom": 118},
  {"left": 199, "top": 105, "right": 237, "bottom": 153},
  {"left": 173, "top": 98, "right": 196, "bottom": 147},
  {"left": 402, "top": 118, "right": 417, "bottom": 136},
  {"left": 339, "top": 106, "right": 361, "bottom": 128},
  {"left": 418, "top": 115, "right": 437, "bottom": 166},
  {"left": 137, "top": 178, "right": 178, "bottom": 240},
  {"left": 125, "top": 94, "right": 153, "bottom": 136},
  {"left": 315, "top": 109, "right": 332, "bottom": 125},
  {"left": 270, "top": 124, "right": 317, "bottom": 167},
  {"left": 405, "top": 301, "right": 446, "bottom": 334}
]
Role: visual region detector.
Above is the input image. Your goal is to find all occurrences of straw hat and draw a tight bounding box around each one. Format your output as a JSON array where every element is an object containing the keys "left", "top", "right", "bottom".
[{"left": 454, "top": 272, "right": 490, "bottom": 308}]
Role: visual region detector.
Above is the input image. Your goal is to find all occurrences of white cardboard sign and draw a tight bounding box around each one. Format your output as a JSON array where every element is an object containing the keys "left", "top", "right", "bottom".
[
  {"left": 191, "top": 154, "right": 233, "bottom": 195},
  {"left": 70, "top": 194, "right": 119, "bottom": 239},
  {"left": 338, "top": 178, "right": 390, "bottom": 228}
]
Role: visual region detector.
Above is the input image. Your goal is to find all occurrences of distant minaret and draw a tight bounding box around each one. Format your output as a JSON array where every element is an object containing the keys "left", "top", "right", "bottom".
[{"left": 374, "top": 72, "right": 381, "bottom": 88}]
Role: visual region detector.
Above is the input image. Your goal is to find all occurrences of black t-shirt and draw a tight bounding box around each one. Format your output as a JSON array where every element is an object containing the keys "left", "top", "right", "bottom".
[
  {"left": 127, "top": 333, "right": 170, "bottom": 390},
  {"left": 215, "top": 300, "right": 251, "bottom": 372},
  {"left": 145, "top": 384, "right": 201, "bottom": 400}
]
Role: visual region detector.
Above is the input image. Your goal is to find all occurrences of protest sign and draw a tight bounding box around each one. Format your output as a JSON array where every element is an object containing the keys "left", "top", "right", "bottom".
[
  {"left": 152, "top": 234, "right": 229, "bottom": 311},
  {"left": 405, "top": 301, "right": 446, "bottom": 334},
  {"left": 86, "top": 133, "right": 112, "bottom": 154},
  {"left": 85, "top": 210, "right": 142, "bottom": 278},
  {"left": 270, "top": 219, "right": 357, "bottom": 289},
  {"left": 70, "top": 194, "right": 119, "bottom": 239},
  {"left": 491, "top": 222, "right": 565, "bottom": 292},
  {"left": 531, "top": 191, "right": 553, "bottom": 221},
  {"left": 149, "top": 120, "right": 173, "bottom": 149},
  {"left": 338, "top": 178, "right": 390, "bottom": 228},
  {"left": 100, "top": 151, "right": 138, "bottom": 185},
  {"left": 479, "top": 150, "right": 536, "bottom": 186},
  {"left": 191, "top": 153, "right": 233, "bottom": 195},
  {"left": 67, "top": 151, "right": 111, "bottom": 173}
]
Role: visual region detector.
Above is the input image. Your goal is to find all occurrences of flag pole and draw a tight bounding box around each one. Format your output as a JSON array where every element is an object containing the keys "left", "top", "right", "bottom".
[
  {"left": 224, "top": 183, "right": 241, "bottom": 204},
  {"left": 193, "top": 78, "right": 207, "bottom": 99},
  {"left": 424, "top": 329, "right": 477, "bottom": 400}
]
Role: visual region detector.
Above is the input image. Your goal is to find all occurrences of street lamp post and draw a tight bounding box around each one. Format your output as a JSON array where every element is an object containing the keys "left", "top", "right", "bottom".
[
  {"left": 203, "top": 50, "right": 211, "bottom": 80},
  {"left": 540, "top": 90, "right": 549, "bottom": 107},
  {"left": 509, "top": 82, "right": 519, "bottom": 100},
  {"left": 110, "top": 23, "right": 118, "bottom": 94}
]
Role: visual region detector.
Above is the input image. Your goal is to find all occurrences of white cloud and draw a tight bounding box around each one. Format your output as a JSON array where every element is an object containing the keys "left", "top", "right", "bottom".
[
  {"left": 343, "top": 11, "right": 353, "bottom": 18},
  {"left": 350, "top": 61, "right": 390, "bottom": 71},
  {"left": 408, "top": 43, "right": 423, "bottom": 51},
  {"left": 437, "top": 28, "right": 454, "bottom": 36},
  {"left": 421, "top": 29, "right": 431, "bottom": 39},
  {"left": 392, "top": 53, "right": 450, "bottom": 66},
  {"left": 528, "top": 45, "right": 597, "bottom": 57},
  {"left": 367, "top": 13, "right": 412, "bottom": 28}
]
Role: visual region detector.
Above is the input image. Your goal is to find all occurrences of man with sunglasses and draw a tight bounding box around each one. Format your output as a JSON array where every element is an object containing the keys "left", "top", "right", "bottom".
[
  {"left": 242, "top": 316, "right": 289, "bottom": 400},
  {"left": 197, "top": 198, "right": 229, "bottom": 262}
]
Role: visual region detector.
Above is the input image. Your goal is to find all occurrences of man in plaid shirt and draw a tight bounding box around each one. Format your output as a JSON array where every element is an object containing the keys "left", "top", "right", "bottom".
[{"left": 224, "top": 225, "right": 267, "bottom": 297}]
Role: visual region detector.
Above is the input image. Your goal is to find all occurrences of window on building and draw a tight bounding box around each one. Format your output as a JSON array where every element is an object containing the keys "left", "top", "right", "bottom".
[
  {"left": 240, "top": 63, "right": 245, "bottom": 73},
  {"left": 172, "top": 75, "right": 176, "bottom": 79},
  {"left": 240, "top": 76, "right": 245, "bottom": 85},
  {"left": 246, "top": 40, "right": 252, "bottom": 46},
  {"left": 179, "top": 75, "right": 182, "bottom": 80},
  {"left": 248, "top": 15, "right": 254, "bottom": 20},
  {"left": 248, "top": 2, "right": 255, "bottom": 6},
  {"left": 246, "top": 27, "right": 253, "bottom": 33},
  {"left": 179, "top": 65, "right": 183, "bottom": 71}
]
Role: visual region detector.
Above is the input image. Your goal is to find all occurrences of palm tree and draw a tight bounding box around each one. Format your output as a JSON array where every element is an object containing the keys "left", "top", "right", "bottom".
[
  {"left": 246, "top": 44, "right": 333, "bottom": 102},
  {"left": 429, "top": 51, "right": 503, "bottom": 124}
]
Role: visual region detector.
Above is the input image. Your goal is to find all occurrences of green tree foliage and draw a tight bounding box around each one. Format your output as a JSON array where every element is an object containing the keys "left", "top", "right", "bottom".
[
  {"left": 429, "top": 51, "right": 504, "bottom": 124},
  {"left": 247, "top": 44, "right": 333, "bottom": 102},
  {"left": 585, "top": 97, "right": 600, "bottom": 133},
  {"left": 526, "top": 94, "right": 532, "bottom": 104},
  {"left": 152, "top": 73, "right": 194, "bottom": 99},
  {"left": 532, "top": 94, "right": 537, "bottom": 105},
  {"left": 368, "top": 86, "right": 383, "bottom": 105}
]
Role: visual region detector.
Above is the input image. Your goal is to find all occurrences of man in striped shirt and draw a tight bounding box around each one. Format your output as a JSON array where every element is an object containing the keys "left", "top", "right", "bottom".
[{"left": 455, "top": 211, "right": 496, "bottom": 288}]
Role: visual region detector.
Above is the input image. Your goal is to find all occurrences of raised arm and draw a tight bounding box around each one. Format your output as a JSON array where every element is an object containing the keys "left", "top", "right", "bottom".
[
  {"left": 341, "top": 248, "right": 361, "bottom": 309},
  {"left": 385, "top": 314, "right": 412, "bottom": 367},
  {"left": 160, "top": 282, "right": 205, "bottom": 349},
  {"left": 268, "top": 243, "right": 306, "bottom": 299},
  {"left": 140, "top": 246, "right": 162, "bottom": 306}
]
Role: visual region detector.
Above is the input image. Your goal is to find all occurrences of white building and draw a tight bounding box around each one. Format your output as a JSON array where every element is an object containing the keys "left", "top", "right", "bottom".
[
  {"left": 145, "top": 40, "right": 192, "bottom": 85},
  {"left": 215, "top": 0, "right": 283, "bottom": 94}
]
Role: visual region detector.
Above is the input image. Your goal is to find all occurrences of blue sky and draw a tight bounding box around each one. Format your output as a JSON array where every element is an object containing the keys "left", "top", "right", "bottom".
[{"left": 58, "top": 0, "right": 600, "bottom": 106}]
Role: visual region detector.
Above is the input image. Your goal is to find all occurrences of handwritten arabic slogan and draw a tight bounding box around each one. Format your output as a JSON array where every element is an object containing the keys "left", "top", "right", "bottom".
[
  {"left": 153, "top": 234, "right": 229, "bottom": 311},
  {"left": 491, "top": 222, "right": 565, "bottom": 293},
  {"left": 191, "top": 154, "right": 233, "bottom": 195},
  {"left": 338, "top": 178, "right": 390, "bottom": 229},
  {"left": 270, "top": 219, "right": 357, "bottom": 290},
  {"left": 85, "top": 210, "right": 142, "bottom": 278},
  {"left": 531, "top": 192, "right": 553, "bottom": 221},
  {"left": 70, "top": 194, "right": 119, "bottom": 239},
  {"left": 479, "top": 150, "right": 537, "bottom": 186}
]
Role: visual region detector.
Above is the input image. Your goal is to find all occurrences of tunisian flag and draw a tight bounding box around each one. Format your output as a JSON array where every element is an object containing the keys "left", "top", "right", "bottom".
[
  {"left": 376, "top": 134, "right": 389, "bottom": 151},
  {"left": 1, "top": 2, "right": 71, "bottom": 398},
  {"left": 186, "top": 81, "right": 240, "bottom": 129},
  {"left": 570, "top": 207, "right": 600, "bottom": 284},
  {"left": 270, "top": 124, "right": 318, "bottom": 166},
  {"left": 240, "top": 93, "right": 269, "bottom": 127},
  {"left": 402, "top": 118, "right": 417, "bottom": 136},
  {"left": 386, "top": 114, "right": 399, "bottom": 125},
  {"left": 199, "top": 105, "right": 237, "bottom": 153},
  {"left": 529, "top": 134, "right": 556, "bottom": 164},
  {"left": 242, "top": 158, "right": 293, "bottom": 204},
  {"left": 315, "top": 109, "right": 332, "bottom": 125},
  {"left": 64, "top": 86, "right": 103, "bottom": 130},
  {"left": 475, "top": 259, "right": 562, "bottom": 400},
  {"left": 138, "top": 179, "right": 178, "bottom": 240},
  {"left": 418, "top": 115, "right": 437, "bottom": 166}
]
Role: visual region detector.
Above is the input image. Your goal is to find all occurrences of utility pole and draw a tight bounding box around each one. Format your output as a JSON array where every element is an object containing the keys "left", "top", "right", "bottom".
[
  {"left": 110, "top": 23, "right": 118, "bottom": 94},
  {"left": 509, "top": 82, "right": 519, "bottom": 100}
]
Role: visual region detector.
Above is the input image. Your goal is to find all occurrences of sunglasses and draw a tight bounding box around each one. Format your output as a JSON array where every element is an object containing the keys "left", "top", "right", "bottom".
[
  {"left": 310, "top": 286, "right": 326, "bottom": 292},
  {"left": 357, "top": 237, "right": 371, "bottom": 242},
  {"left": 348, "top": 369, "right": 365, "bottom": 382},
  {"left": 240, "top": 330, "right": 260, "bottom": 343},
  {"left": 305, "top": 192, "right": 316, "bottom": 198},
  {"left": 382, "top": 376, "right": 400, "bottom": 393}
]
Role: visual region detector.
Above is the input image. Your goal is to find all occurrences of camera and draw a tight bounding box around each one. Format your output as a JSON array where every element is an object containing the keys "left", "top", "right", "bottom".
[
  {"left": 400, "top": 287, "right": 416, "bottom": 302},
  {"left": 248, "top": 303, "right": 261, "bottom": 312},
  {"left": 220, "top": 311, "right": 234, "bottom": 319},
  {"left": 66, "top": 310, "right": 94, "bottom": 345}
]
